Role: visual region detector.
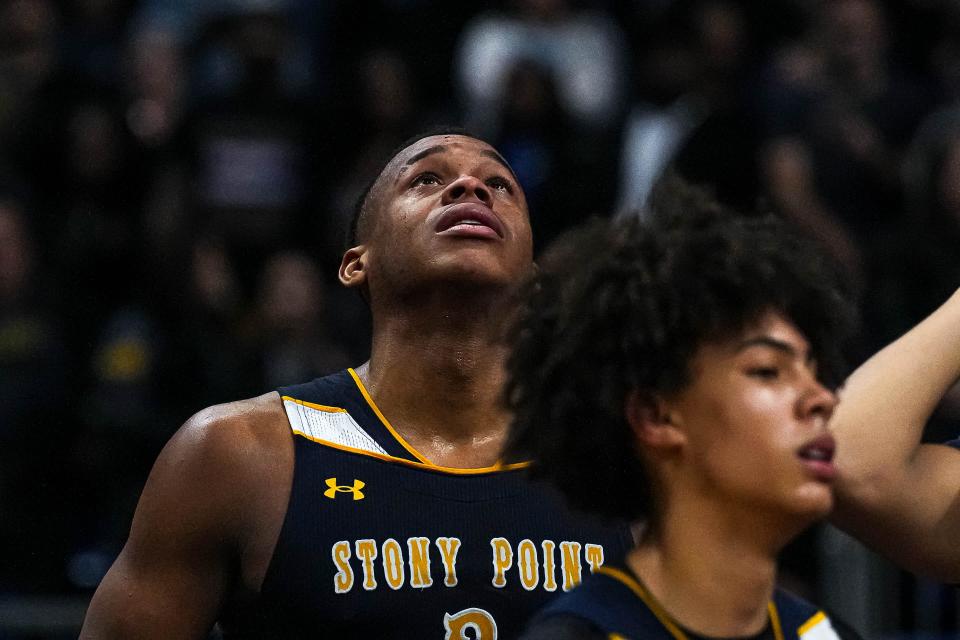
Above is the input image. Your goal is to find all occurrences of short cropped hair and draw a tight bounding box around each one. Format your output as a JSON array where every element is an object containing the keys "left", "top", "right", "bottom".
[
  {"left": 345, "top": 125, "right": 475, "bottom": 251},
  {"left": 503, "top": 181, "right": 856, "bottom": 522}
]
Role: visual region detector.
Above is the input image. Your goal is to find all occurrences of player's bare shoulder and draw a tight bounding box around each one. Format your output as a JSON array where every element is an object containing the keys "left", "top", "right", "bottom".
[
  {"left": 179, "top": 391, "right": 291, "bottom": 459},
  {"left": 161, "top": 392, "right": 292, "bottom": 496},
  {"left": 187, "top": 392, "right": 294, "bottom": 588},
  {"left": 80, "top": 393, "right": 294, "bottom": 637},
  {"left": 137, "top": 391, "right": 294, "bottom": 591}
]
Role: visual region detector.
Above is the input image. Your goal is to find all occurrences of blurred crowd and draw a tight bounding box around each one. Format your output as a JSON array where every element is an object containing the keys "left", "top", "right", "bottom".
[{"left": 2, "top": 0, "right": 959, "bottom": 629}]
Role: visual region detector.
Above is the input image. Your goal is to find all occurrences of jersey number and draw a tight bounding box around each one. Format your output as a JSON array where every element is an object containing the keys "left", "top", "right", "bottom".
[{"left": 444, "top": 607, "right": 497, "bottom": 639}]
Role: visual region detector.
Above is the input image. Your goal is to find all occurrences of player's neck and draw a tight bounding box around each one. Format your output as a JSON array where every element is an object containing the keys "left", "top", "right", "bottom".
[
  {"left": 359, "top": 304, "right": 512, "bottom": 468},
  {"left": 628, "top": 502, "right": 785, "bottom": 637}
]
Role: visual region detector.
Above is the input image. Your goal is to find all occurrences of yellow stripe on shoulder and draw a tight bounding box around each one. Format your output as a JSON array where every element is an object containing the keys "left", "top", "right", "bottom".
[
  {"left": 292, "top": 428, "right": 530, "bottom": 475},
  {"left": 798, "top": 611, "right": 841, "bottom": 640},
  {"left": 798, "top": 611, "right": 826, "bottom": 636},
  {"left": 347, "top": 368, "right": 431, "bottom": 464},
  {"left": 281, "top": 395, "right": 348, "bottom": 414}
]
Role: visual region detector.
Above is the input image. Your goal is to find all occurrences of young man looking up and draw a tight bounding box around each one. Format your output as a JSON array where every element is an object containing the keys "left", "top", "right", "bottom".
[{"left": 80, "top": 130, "right": 632, "bottom": 639}]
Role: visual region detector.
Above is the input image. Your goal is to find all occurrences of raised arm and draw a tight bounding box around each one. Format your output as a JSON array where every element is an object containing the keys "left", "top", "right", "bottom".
[
  {"left": 831, "top": 289, "right": 960, "bottom": 581},
  {"left": 81, "top": 394, "right": 290, "bottom": 638}
]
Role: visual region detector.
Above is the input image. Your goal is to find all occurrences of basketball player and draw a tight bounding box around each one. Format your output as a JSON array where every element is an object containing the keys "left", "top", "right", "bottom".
[
  {"left": 80, "top": 131, "right": 633, "bottom": 638},
  {"left": 503, "top": 196, "right": 863, "bottom": 639},
  {"left": 829, "top": 290, "right": 960, "bottom": 583}
]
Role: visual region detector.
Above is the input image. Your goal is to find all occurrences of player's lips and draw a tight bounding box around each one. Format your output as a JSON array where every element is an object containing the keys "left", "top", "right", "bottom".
[
  {"left": 797, "top": 433, "right": 837, "bottom": 482},
  {"left": 434, "top": 203, "right": 505, "bottom": 239}
]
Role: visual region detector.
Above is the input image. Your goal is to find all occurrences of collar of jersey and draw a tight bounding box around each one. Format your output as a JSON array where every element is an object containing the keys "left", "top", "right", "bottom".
[
  {"left": 343, "top": 367, "right": 530, "bottom": 476},
  {"left": 596, "top": 565, "right": 786, "bottom": 640}
]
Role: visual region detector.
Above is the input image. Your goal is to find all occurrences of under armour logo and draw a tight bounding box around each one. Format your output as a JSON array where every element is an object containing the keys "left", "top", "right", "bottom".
[{"left": 324, "top": 477, "right": 365, "bottom": 500}]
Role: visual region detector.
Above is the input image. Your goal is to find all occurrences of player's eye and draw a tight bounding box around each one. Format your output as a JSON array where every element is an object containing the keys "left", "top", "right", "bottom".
[
  {"left": 747, "top": 367, "right": 780, "bottom": 380},
  {"left": 487, "top": 176, "right": 514, "bottom": 193},
  {"left": 411, "top": 172, "right": 441, "bottom": 188}
]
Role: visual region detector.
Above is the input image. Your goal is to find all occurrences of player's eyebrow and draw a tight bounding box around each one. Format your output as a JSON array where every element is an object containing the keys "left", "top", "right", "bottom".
[
  {"left": 480, "top": 149, "right": 517, "bottom": 180},
  {"left": 396, "top": 145, "right": 518, "bottom": 182},
  {"left": 737, "top": 336, "right": 810, "bottom": 361},
  {"left": 403, "top": 145, "right": 447, "bottom": 168}
]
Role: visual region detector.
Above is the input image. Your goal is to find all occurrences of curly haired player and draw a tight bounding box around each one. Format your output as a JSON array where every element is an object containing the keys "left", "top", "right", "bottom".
[{"left": 505, "top": 186, "right": 864, "bottom": 640}]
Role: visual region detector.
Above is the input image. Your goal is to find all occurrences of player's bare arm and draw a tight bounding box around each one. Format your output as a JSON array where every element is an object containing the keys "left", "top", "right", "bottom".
[
  {"left": 80, "top": 393, "right": 293, "bottom": 638},
  {"left": 831, "top": 288, "right": 960, "bottom": 581}
]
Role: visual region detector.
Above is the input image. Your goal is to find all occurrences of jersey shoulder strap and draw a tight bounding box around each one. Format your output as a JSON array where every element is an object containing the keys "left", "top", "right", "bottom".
[
  {"left": 537, "top": 567, "right": 843, "bottom": 640},
  {"left": 773, "top": 589, "right": 843, "bottom": 640},
  {"left": 534, "top": 566, "right": 671, "bottom": 640},
  {"left": 277, "top": 368, "right": 423, "bottom": 461}
]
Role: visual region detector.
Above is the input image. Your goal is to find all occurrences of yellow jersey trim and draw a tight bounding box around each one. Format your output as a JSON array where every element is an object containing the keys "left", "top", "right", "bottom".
[
  {"left": 291, "top": 429, "right": 530, "bottom": 475},
  {"left": 346, "top": 367, "right": 526, "bottom": 473},
  {"left": 797, "top": 611, "right": 826, "bottom": 636},
  {"left": 281, "top": 395, "right": 349, "bottom": 414},
  {"left": 348, "top": 367, "right": 432, "bottom": 464},
  {"left": 596, "top": 566, "right": 687, "bottom": 640},
  {"left": 768, "top": 601, "right": 785, "bottom": 640},
  {"left": 595, "top": 566, "right": 784, "bottom": 640}
]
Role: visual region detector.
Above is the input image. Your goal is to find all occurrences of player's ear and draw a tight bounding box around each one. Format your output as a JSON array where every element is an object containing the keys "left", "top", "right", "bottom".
[
  {"left": 625, "top": 389, "right": 686, "bottom": 451},
  {"left": 339, "top": 245, "right": 369, "bottom": 289}
]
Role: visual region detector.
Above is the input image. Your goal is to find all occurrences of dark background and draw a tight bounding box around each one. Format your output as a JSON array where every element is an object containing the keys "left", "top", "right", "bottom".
[{"left": 1, "top": 0, "right": 959, "bottom": 636}]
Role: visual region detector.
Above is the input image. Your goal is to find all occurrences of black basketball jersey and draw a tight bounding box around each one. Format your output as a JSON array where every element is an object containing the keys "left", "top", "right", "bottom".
[
  {"left": 220, "top": 369, "right": 633, "bottom": 639},
  {"left": 530, "top": 565, "right": 846, "bottom": 640}
]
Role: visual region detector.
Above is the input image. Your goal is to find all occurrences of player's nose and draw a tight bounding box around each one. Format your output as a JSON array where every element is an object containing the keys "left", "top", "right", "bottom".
[
  {"left": 799, "top": 377, "right": 838, "bottom": 424},
  {"left": 442, "top": 175, "right": 491, "bottom": 205}
]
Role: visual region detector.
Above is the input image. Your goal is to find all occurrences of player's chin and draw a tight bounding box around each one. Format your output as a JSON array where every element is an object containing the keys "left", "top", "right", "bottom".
[
  {"left": 430, "top": 252, "right": 530, "bottom": 286},
  {"left": 789, "top": 482, "right": 835, "bottom": 521}
]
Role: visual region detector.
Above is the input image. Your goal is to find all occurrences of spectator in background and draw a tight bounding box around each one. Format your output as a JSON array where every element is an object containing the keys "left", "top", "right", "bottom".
[
  {"left": 326, "top": 48, "right": 423, "bottom": 266},
  {"left": 874, "top": 109, "right": 960, "bottom": 335},
  {"left": 0, "top": 0, "right": 59, "bottom": 148},
  {"left": 51, "top": 95, "right": 148, "bottom": 369},
  {"left": 174, "top": 0, "right": 323, "bottom": 289},
  {"left": 455, "top": 0, "right": 628, "bottom": 137},
  {"left": 59, "top": 0, "right": 134, "bottom": 91},
  {"left": 125, "top": 27, "right": 187, "bottom": 151},
  {"left": 491, "top": 60, "right": 606, "bottom": 250},
  {"left": 161, "top": 235, "right": 249, "bottom": 414},
  {"left": 0, "top": 198, "right": 73, "bottom": 592},
  {"left": 861, "top": 110, "right": 960, "bottom": 442},
  {"left": 616, "top": 1, "right": 760, "bottom": 214},
  {"left": 925, "top": 3, "right": 960, "bottom": 106},
  {"left": 74, "top": 303, "right": 166, "bottom": 582},
  {"left": 127, "top": 26, "right": 192, "bottom": 273},
  {"left": 455, "top": 0, "right": 629, "bottom": 250},
  {"left": 758, "top": 0, "right": 932, "bottom": 285},
  {"left": 0, "top": 198, "right": 67, "bottom": 463},
  {"left": 248, "top": 251, "right": 351, "bottom": 390},
  {"left": 0, "top": 0, "right": 61, "bottom": 213}
]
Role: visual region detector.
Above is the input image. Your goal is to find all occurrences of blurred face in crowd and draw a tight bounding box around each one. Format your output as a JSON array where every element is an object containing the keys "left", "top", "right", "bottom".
[
  {"left": 649, "top": 311, "right": 839, "bottom": 524},
  {"left": 0, "top": 204, "right": 32, "bottom": 301},
  {"left": 260, "top": 252, "right": 323, "bottom": 334},
  {"left": 2, "top": 0, "right": 57, "bottom": 90},
  {"left": 825, "top": 0, "right": 887, "bottom": 70},
  {"left": 341, "top": 135, "right": 533, "bottom": 303}
]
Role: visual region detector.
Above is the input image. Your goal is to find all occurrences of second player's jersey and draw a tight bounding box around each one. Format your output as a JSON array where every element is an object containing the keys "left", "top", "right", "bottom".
[
  {"left": 222, "top": 368, "right": 633, "bottom": 639},
  {"left": 529, "top": 565, "right": 847, "bottom": 640}
]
